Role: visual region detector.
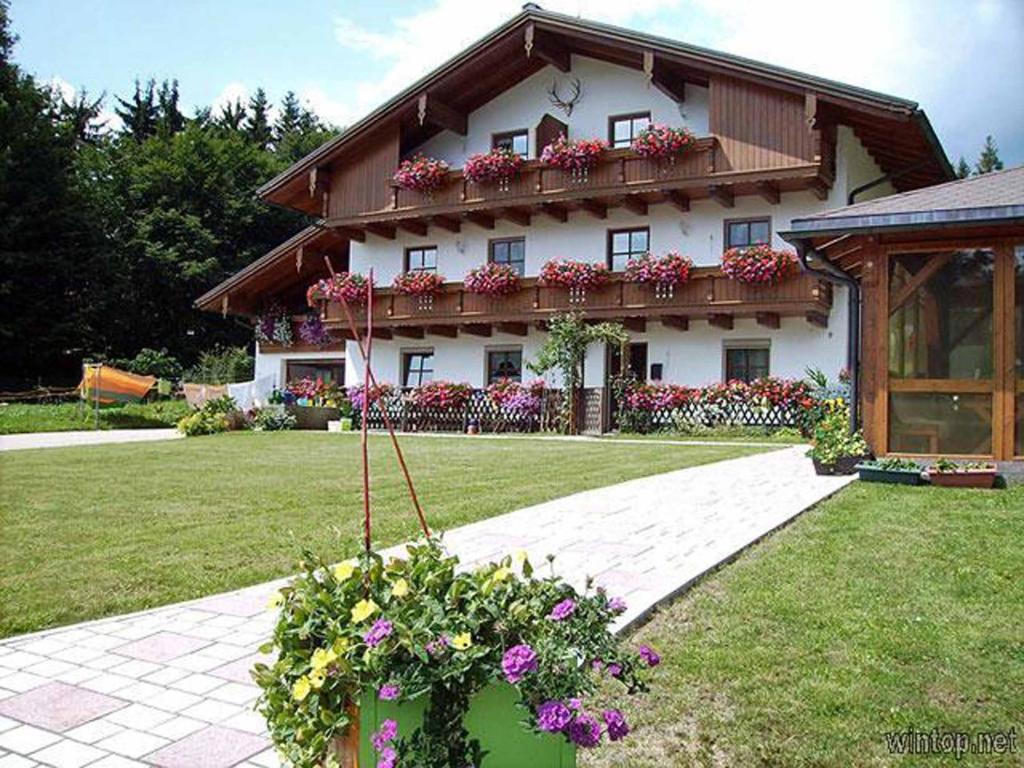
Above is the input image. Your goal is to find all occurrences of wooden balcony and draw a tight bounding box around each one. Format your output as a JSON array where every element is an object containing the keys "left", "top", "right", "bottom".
[
  {"left": 319, "top": 269, "right": 833, "bottom": 339},
  {"left": 323, "top": 136, "right": 834, "bottom": 235}
]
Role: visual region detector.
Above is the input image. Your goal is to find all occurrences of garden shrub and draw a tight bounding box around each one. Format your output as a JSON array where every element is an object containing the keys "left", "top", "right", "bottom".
[{"left": 183, "top": 345, "right": 254, "bottom": 384}]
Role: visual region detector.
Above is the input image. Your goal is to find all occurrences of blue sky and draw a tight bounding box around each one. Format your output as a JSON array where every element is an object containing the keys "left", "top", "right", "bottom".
[{"left": 10, "top": 0, "right": 1024, "bottom": 167}]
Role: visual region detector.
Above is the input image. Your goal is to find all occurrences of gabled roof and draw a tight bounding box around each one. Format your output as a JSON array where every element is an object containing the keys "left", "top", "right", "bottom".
[
  {"left": 259, "top": 4, "right": 951, "bottom": 210},
  {"left": 783, "top": 165, "right": 1024, "bottom": 239}
]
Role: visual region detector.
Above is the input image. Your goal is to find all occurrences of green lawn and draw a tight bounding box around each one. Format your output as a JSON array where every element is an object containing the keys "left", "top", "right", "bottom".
[
  {"left": 583, "top": 482, "right": 1024, "bottom": 768},
  {"left": 606, "top": 427, "right": 806, "bottom": 445},
  {"left": 0, "top": 432, "right": 762, "bottom": 638},
  {"left": 0, "top": 401, "right": 190, "bottom": 434}
]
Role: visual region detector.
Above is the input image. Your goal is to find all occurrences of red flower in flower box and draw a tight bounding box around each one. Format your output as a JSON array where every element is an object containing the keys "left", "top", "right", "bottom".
[
  {"left": 721, "top": 244, "right": 798, "bottom": 286},
  {"left": 539, "top": 259, "right": 610, "bottom": 291},
  {"left": 306, "top": 273, "right": 372, "bottom": 307},
  {"left": 630, "top": 124, "right": 697, "bottom": 160},
  {"left": 539, "top": 135, "right": 607, "bottom": 174},
  {"left": 392, "top": 271, "right": 446, "bottom": 297},
  {"left": 624, "top": 251, "right": 693, "bottom": 287},
  {"left": 463, "top": 148, "right": 523, "bottom": 185},
  {"left": 463, "top": 262, "right": 521, "bottom": 296},
  {"left": 407, "top": 380, "right": 473, "bottom": 410},
  {"left": 393, "top": 154, "right": 450, "bottom": 194}
]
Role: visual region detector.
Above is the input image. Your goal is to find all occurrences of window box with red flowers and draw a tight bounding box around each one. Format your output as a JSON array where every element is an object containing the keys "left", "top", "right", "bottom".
[
  {"left": 392, "top": 154, "right": 450, "bottom": 196},
  {"left": 623, "top": 251, "right": 693, "bottom": 299},
  {"left": 463, "top": 262, "right": 521, "bottom": 297},
  {"left": 539, "top": 135, "right": 607, "bottom": 183},
  {"left": 463, "top": 147, "right": 523, "bottom": 192},
  {"left": 306, "top": 273, "right": 371, "bottom": 308},
  {"left": 407, "top": 380, "right": 473, "bottom": 411},
  {"left": 539, "top": 259, "right": 610, "bottom": 304},
  {"left": 392, "top": 271, "right": 446, "bottom": 310},
  {"left": 630, "top": 124, "right": 697, "bottom": 162},
  {"left": 721, "top": 244, "right": 798, "bottom": 286}
]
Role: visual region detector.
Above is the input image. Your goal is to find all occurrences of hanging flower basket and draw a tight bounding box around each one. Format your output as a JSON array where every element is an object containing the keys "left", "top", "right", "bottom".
[
  {"left": 392, "top": 154, "right": 450, "bottom": 195},
  {"left": 297, "top": 314, "right": 334, "bottom": 346},
  {"left": 307, "top": 273, "right": 371, "bottom": 307},
  {"left": 721, "top": 244, "right": 799, "bottom": 286},
  {"left": 407, "top": 380, "right": 473, "bottom": 410},
  {"left": 540, "top": 259, "right": 610, "bottom": 304},
  {"left": 630, "top": 124, "right": 697, "bottom": 161},
  {"left": 254, "top": 303, "right": 293, "bottom": 347},
  {"left": 624, "top": 251, "right": 693, "bottom": 299},
  {"left": 463, "top": 262, "right": 521, "bottom": 297},
  {"left": 255, "top": 541, "right": 658, "bottom": 768},
  {"left": 463, "top": 147, "right": 523, "bottom": 191},
  {"left": 540, "top": 135, "right": 607, "bottom": 183}
]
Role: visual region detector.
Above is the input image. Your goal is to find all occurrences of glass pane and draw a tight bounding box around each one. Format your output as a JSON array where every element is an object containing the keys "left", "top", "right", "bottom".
[
  {"left": 727, "top": 222, "right": 748, "bottom": 248},
  {"left": 888, "top": 250, "right": 994, "bottom": 379},
  {"left": 750, "top": 221, "right": 770, "bottom": 244},
  {"left": 511, "top": 133, "right": 528, "bottom": 156},
  {"left": 488, "top": 351, "right": 522, "bottom": 382},
  {"left": 613, "top": 120, "right": 631, "bottom": 145},
  {"left": 749, "top": 349, "right": 769, "bottom": 378},
  {"left": 612, "top": 231, "right": 630, "bottom": 253},
  {"left": 632, "top": 116, "right": 650, "bottom": 135},
  {"left": 889, "top": 393, "right": 992, "bottom": 455},
  {"left": 630, "top": 230, "right": 648, "bottom": 253},
  {"left": 611, "top": 253, "right": 630, "bottom": 272},
  {"left": 491, "top": 242, "right": 508, "bottom": 262}
]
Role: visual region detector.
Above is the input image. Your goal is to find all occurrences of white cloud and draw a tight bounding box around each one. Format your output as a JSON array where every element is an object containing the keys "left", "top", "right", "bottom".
[
  {"left": 48, "top": 75, "right": 122, "bottom": 133},
  {"left": 211, "top": 81, "right": 249, "bottom": 113},
  {"left": 297, "top": 87, "right": 353, "bottom": 128}
]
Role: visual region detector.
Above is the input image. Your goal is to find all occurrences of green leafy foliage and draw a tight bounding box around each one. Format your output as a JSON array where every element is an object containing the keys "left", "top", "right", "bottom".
[
  {"left": 176, "top": 394, "right": 241, "bottom": 436},
  {"left": 109, "top": 347, "right": 182, "bottom": 379},
  {"left": 251, "top": 406, "right": 296, "bottom": 432},
  {"left": 805, "top": 399, "right": 868, "bottom": 466},
  {"left": 181, "top": 345, "right": 253, "bottom": 384}
]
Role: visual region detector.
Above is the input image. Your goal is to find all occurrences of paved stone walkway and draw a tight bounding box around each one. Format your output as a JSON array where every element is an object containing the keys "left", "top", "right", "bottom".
[
  {"left": 0, "top": 430, "right": 181, "bottom": 452},
  {"left": 0, "top": 447, "right": 853, "bottom": 767}
]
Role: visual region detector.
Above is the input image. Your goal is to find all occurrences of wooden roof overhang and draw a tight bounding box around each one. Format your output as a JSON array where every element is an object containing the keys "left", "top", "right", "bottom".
[
  {"left": 259, "top": 7, "right": 952, "bottom": 217},
  {"left": 194, "top": 226, "right": 349, "bottom": 317}
]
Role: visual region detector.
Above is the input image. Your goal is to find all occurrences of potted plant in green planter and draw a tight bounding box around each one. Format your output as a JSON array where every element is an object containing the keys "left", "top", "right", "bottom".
[
  {"left": 806, "top": 400, "right": 871, "bottom": 475},
  {"left": 855, "top": 457, "right": 924, "bottom": 485},
  {"left": 254, "top": 541, "right": 657, "bottom": 768},
  {"left": 286, "top": 378, "right": 348, "bottom": 430},
  {"left": 926, "top": 458, "right": 999, "bottom": 489}
]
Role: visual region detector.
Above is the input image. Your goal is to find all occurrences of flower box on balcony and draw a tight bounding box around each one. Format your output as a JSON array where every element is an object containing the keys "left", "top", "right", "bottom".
[{"left": 353, "top": 684, "right": 576, "bottom": 768}]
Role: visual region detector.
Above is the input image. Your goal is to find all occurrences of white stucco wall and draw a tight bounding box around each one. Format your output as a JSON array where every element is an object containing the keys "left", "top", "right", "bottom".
[
  {"left": 254, "top": 344, "right": 345, "bottom": 389},
  {"left": 416, "top": 55, "right": 708, "bottom": 165}
]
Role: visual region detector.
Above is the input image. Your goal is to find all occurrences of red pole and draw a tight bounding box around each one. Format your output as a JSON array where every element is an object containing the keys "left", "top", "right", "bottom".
[
  {"left": 324, "top": 258, "right": 431, "bottom": 539},
  {"left": 361, "top": 271, "right": 373, "bottom": 554}
]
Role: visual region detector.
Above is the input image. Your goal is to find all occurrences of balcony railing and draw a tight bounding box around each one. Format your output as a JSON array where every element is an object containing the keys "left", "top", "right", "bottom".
[{"left": 319, "top": 268, "right": 833, "bottom": 334}]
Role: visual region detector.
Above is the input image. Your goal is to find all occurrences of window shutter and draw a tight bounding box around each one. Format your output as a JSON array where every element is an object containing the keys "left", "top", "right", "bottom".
[{"left": 535, "top": 113, "right": 568, "bottom": 155}]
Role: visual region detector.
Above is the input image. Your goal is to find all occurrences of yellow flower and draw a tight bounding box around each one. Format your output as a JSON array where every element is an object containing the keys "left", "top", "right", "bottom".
[
  {"left": 390, "top": 578, "right": 409, "bottom": 598},
  {"left": 350, "top": 598, "right": 379, "bottom": 623},
  {"left": 311, "top": 647, "right": 338, "bottom": 671},
  {"left": 451, "top": 632, "right": 472, "bottom": 651},
  {"left": 331, "top": 637, "right": 349, "bottom": 656},
  {"left": 267, "top": 591, "right": 284, "bottom": 610},
  {"left": 491, "top": 566, "right": 511, "bottom": 583},
  {"left": 292, "top": 676, "right": 312, "bottom": 701},
  {"left": 333, "top": 561, "right": 356, "bottom": 582},
  {"left": 309, "top": 670, "right": 326, "bottom": 689}
]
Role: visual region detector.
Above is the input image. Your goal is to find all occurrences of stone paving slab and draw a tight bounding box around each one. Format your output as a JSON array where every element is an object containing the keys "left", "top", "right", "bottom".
[
  {"left": 0, "top": 446, "right": 853, "bottom": 766},
  {"left": 0, "top": 430, "right": 181, "bottom": 452}
]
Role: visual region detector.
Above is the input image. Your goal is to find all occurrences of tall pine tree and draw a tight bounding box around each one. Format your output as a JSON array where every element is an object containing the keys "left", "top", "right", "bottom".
[
  {"left": 244, "top": 87, "right": 272, "bottom": 149},
  {"left": 975, "top": 135, "right": 1004, "bottom": 175},
  {"left": 115, "top": 78, "right": 158, "bottom": 141}
]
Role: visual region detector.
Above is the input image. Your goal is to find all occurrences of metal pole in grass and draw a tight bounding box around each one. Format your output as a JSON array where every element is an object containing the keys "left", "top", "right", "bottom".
[
  {"left": 323, "top": 257, "right": 430, "bottom": 539},
  {"left": 361, "top": 271, "right": 373, "bottom": 554}
]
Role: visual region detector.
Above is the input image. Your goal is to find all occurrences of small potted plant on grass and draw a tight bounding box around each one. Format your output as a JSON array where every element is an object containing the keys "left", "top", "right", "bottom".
[
  {"left": 855, "top": 457, "right": 925, "bottom": 486},
  {"left": 806, "top": 401, "right": 871, "bottom": 475},
  {"left": 926, "top": 458, "right": 999, "bottom": 489}
]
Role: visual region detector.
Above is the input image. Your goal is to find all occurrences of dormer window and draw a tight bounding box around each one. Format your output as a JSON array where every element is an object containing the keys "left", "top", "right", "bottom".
[
  {"left": 492, "top": 130, "right": 529, "bottom": 157},
  {"left": 609, "top": 112, "right": 651, "bottom": 148}
]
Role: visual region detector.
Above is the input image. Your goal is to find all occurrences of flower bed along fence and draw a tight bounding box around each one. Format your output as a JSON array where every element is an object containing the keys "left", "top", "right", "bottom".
[{"left": 358, "top": 387, "right": 563, "bottom": 434}]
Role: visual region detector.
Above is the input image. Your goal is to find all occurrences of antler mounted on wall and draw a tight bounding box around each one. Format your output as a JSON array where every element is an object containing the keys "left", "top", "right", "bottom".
[{"left": 547, "top": 77, "right": 582, "bottom": 117}]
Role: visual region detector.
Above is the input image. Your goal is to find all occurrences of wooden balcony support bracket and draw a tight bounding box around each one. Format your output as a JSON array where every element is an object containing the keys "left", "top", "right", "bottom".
[
  {"left": 539, "top": 202, "right": 569, "bottom": 222},
  {"left": 337, "top": 226, "right": 366, "bottom": 243},
  {"left": 644, "top": 51, "right": 687, "bottom": 103},
  {"left": 755, "top": 311, "right": 781, "bottom": 329},
  {"left": 620, "top": 195, "right": 648, "bottom": 217},
  {"left": 397, "top": 219, "right": 428, "bottom": 237},
  {"left": 308, "top": 166, "right": 330, "bottom": 198},
  {"left": 525, "top": 24, "right": 571, "bottom": 72},
  {"left": 295, "top": 245, "right": 303, "bottom": 273},
  {"left": 623, "top": 316, "right": 646, "bottom": 333},
  {"left": 416, "top": 93, "right": 467, "bottom": 136},
  {"left": 756, "top": 181, "right": 780, "bottom": 205},
  {"left": 663, "top": 189, "right": 690, "bottom": 212},
  {"left": 392, "top": 327, "right": 425, "bottom": 339},
  {"left": 433, "top": 215, "right": 461, "bottom": 233},
  {"left": 708, "top": 185, "right": 734, "bottom": 208},
  {"left": 502, "top": 207, "right": 532, "bottom": 227},
  {"left": 805, "top": 311, "right": 829, "bottom": 328},
  {"left": 465, "top": 211, "right": 495, "bottom": 230},
  {"left": 496, "top": 322, "right": 529, "bottom": 337},
  {"left": 461, "top": 323, "right": 492, "bottom": 337},
  {"left": 365, "top": 223, "right": 397, "bottom": 240},
  {"left": 580, "top": 198, "right": 608, "bottom": 219},
  {"left": 661, "top": 315, "right": 689, "bottom": 332},
  {"left": 708, "top": 313, "right": 734, "bottom": 330},
  {"left": 426, "top": 324, "right": 459, "bottom": 338},
  {"left": 808, "top": 176, "right": 830, "bottom": 201}
]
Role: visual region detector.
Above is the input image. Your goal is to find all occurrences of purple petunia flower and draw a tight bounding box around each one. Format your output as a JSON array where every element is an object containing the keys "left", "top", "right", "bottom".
[
  {"left": 378, "top": 684, "right": 400, "bottom": 701},
  {"left": 501, "top": 644, "right": 538, "bottom": 684},
  {"left": 425, "top": 634, "right": 449, "bottom": 657},
  {"left": 567, "top": 712, "right": 602, "bottom": 748},
  {"left": 608, "top": 596, "right": 627, "bottom": 614},
  {"left": 364, "top": 619, "right": 393, "bottom": 648},
  {"left": 568, "top": 697, "right": 583, "bottom": 711},
  {"left": 606, "top": 663, "right": 622, "bottom": 678},
  {"left": 371, "top": 719, "right": 398, "bottom": 752},
  {"left": 535, "top": 700, "right": 572, "bottom": 732},
  {"left": 548, "top": 598, "right": 576, "bottom": 621},
  {"left": 591, "top": 660, "right": 603, "bottom": 672},
  {"left": 638, "top": 644, "right": 661, "bottom": 667},
  {"left": 603, "top": 709, "right": 629, "bottom": 741},
  {"left": 376, "top": 745, "right": 397, "bottom": 768}
]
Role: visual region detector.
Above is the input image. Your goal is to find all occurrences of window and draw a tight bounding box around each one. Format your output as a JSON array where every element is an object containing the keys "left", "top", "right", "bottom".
[
  {"left": 486, "top": 348, "right": 523, "bottom": 383},
  {"left": 402, "top": 350, "right": 434, "bottom": 388},
  {"left": 492, "top": 130, "right": 529, "bottom": 157},
  {"left": 608, "top": 227, "right": 649, "bottom": 271},
  {"left": 725, "top": 218, "right": 771, "bottom": 250},
  {"left": 286, "top": 360, "right": 344, "bottom": 385},
  {"left": 724, "top": 345, "right": 770, "bottom": 383},
  {"left": 489, "top": 238, "right": 526, "bottom": 276},
  {"left": 608, "top": 112, "right": 650, "bottom": 148},
  {"left": 405, "top": 246, "right": 438, "bottom": 273}
]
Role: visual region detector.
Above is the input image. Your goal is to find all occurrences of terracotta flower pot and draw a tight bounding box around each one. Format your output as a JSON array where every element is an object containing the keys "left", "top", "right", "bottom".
[{"left": 927, "top": 468, "right": 998, "bottom": 489}]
